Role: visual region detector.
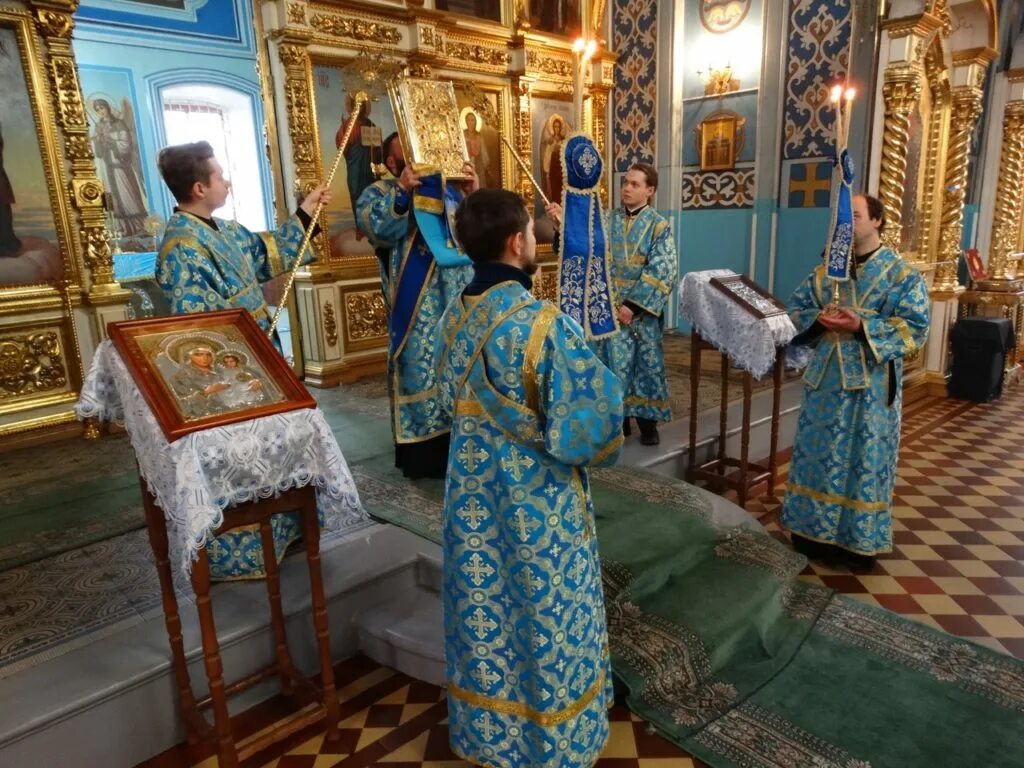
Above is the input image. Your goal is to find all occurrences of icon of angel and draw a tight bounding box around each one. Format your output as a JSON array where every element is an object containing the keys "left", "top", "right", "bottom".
[{"left": 87, "top": 95, "right": 148, "bottom": 237}]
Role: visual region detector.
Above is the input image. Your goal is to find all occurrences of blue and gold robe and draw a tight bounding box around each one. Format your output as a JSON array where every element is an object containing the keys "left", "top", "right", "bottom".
[
  {"left": 156, "top": 211, "right": 311, "bottom": 334},
  {"left": 357, "top": 180, "right": 472, "bottom": 449},
  {"left": 782, "top": 247, "right": 930, "bottom": 555},
  {"left": 156, "top": 210, "right": 313, "bottom": 580},
  {"left": 436, "top": 273, "right": 624, "bottom": 768},
  {"left": 595, "top": 206, "right": 678, "bottom": 422}
]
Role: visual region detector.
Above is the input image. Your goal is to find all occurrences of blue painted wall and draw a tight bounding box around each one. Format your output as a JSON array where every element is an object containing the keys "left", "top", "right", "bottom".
[
  {"left": 72, "top": 0, "right": 272, "bottom": 227},
  {"left": 774, "top": 207, "right": 830, "bottom": 302}
]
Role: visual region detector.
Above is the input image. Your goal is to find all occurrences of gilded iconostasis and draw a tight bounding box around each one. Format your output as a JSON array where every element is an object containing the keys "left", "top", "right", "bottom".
[{"left": 0, "top": 0, "right": 1015, "bottom": 440}]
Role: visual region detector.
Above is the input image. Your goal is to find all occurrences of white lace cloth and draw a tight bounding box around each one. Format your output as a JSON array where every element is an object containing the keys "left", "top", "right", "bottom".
[
  {"left": 76, "top": 340, "right": 366, "bottom": 575},
  {"left": 678, "top": 270, "right": 796, "bottom": 379}
]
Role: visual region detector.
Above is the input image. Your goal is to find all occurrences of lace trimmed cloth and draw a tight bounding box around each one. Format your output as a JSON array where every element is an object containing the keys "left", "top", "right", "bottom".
[
  {"left": 678, "top": 270, "right": 797, "bottom": 379},
  {"left": 75, "top": 340, "right": 366, "bottom": 575}
]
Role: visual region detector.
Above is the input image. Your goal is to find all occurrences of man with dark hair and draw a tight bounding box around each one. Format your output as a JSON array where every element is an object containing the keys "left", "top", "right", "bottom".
[
  {"left": 435, "top": 189, "right": 623, "bottom": 767},
  {"left": 154, "top": 141, "right": 328, "bottom": 581},
  {"left": 783, "top": 193, "right": 930, "bottom": 568},
  {"left": 594, "top": 161, "right": 677, "bottom": 445},
  {"left": 155, "top": 141, "right": 329, "bottom": 338},
  {"left": 354, "top": 134, "right": 479, "bottom": 479}
]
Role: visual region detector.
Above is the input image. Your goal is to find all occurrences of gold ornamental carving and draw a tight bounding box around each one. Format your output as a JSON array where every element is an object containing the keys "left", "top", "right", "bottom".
[
  {"left": 32, "top": 4, "right": 119, "bottom": 293},
  {"left": 445, "top": 41, "right": 510, "bottom": 68},
  {"left": 323, "top": 300, "right": 338, "bottom": 347},
  {"left": 64, "top": 134, "right": 93, "bottom": 162},
  {"left": 407, "top": 62, "right": 433, "bottom": 79},
  {"left": 278, "top": 42, "right": 307, "bottom": 67},
  {"left": 309, "top": 14, "right": 401, "bottom": 45},
  {"left": 0, "top": 332, "right": 68, "bottom": 401},
  {"left": 913, "top": 56, "right": 947, "bottom": 264},
  {"left": 49, "top": 57, "right": 86, "bottom": 132},
  {"left": 935, "top": 86, "right": 983, "bottom": 290},
  {"left": 531, "top": 265, "right": 559, "bottom": 303},
  {"left": 344, "top": 291, "right": 387, "bottom": 342},
  {"left": 72, "top": 178, "right": 104, "bottom": 208},
  {"left": 988, "top": 101, "right": 1024, "bottom": 280},
  {"left": 286, "top": 2, "right": 306, "bottom": 26},
  {"left": 526, "top": 51, "right": 572, "bottom": 78},
  {"left": 879, "top": 65, "right": 924, "bottom": 250},
  {"left": 34, "top": 8, "right": 73, "bottom": 39}
]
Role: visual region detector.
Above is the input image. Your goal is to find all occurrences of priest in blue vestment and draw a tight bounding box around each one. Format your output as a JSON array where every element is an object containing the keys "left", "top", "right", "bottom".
[
  {"left": 154, "top": 140, "right": 329, "bottom": 580},
  {"left": 436, "top": 189, "right": 624, "bottom": 768},
  {"left": 356, "top": 132, "right": 477, "bottom": 479},
  {"left": 594, "top": 163, "right": 677, "bottom": 446},
  {"left": 782, "top": 194, "right": 930, "bottom": 567}
]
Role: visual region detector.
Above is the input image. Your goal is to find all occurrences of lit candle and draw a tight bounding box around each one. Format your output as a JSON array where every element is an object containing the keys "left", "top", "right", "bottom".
[
  {"left": 572, "top": 37, "right": 586, "bottom": 131},
  {"left": 843, "top": 87, "right": 856, "bottom": 148},
  {"left": 829, "top": 84, "right": 843, "bottom": 148}
]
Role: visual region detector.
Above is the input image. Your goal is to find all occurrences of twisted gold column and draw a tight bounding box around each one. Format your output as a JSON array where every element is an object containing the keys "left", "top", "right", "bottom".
[
  {"left": 988, "top": 100, "right": 1024, "bottom": 280},
  {"left": 935, "top": 86, "right": 983, "bottom": 291},
  {"left": 879, "top": 65, "right": 924, "bottom": 250}
]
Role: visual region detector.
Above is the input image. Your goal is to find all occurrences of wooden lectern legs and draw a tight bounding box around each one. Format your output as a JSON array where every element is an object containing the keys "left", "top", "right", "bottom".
[
  {"left": 686, "top": 328, "right": 784, "bottom": 515},
  {"left": 140, "top": 480, "right": 340, "bottom": 766}
]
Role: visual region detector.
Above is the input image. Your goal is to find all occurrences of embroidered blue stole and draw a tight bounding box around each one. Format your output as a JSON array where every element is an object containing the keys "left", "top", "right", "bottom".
[
  {"left": 826, "top": 149, "right": 856, "bottom": 281},
  {"left": 390, "top": 172, "right": 471, "bottom": 354},
  {"left": 558, "top": 133, "right": 617, "bottom": 340}
]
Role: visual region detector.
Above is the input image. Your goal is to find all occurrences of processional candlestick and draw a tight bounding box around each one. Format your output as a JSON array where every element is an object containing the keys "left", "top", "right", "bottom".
[{"left": 267, "top": 51, "right": 402, "bottom": 339}]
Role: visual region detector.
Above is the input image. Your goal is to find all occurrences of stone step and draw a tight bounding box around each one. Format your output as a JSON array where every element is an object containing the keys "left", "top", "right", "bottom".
[
  {"left": 355, "top": 585, "right": 445, "bottom": 687},
  {"left": 621, "top": 377, "right": 804, "bottom": 482}
]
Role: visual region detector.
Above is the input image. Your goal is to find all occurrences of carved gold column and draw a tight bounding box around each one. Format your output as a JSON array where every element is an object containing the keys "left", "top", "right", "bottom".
[
  {"left": 591, "top": 84, "right": 609, "bottom": 207},
  {"left": 511, "top": 77, "right": 535, "bottom": 209},
  {"left": 276, "top": 35, "right": 328, "bottom": 262},
  {"left": 34, "top": 1, "right": 118, "bottom": 299},
  {"left": 988, "top": 99, "right": 1024, "bottom": 280},
  {"left": 935, "top": 85, "right": 983, "bottom": 291},
  {"left": 878, "top": 64, "right": 924, "bottom": 250}
]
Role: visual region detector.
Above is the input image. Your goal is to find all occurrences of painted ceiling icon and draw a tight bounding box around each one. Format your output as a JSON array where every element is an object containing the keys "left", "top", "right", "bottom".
[{"left": 700, "top": 0, "right": 751, "bottom": 34}]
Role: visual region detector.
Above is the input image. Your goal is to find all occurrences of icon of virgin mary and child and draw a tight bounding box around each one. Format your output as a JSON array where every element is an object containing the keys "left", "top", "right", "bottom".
[{"left": 166, "top": 341, "right": 270, "bottom": 419}]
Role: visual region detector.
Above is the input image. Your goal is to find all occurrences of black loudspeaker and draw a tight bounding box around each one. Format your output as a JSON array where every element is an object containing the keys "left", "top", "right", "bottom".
[{"left": 948, "top": 317, "right": 1015, "bottom": 402}]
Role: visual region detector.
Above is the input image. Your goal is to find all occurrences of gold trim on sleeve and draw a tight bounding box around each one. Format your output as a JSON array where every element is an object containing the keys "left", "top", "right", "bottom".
[
  {"left": 640, "top": 273, "right": 670, "bottom": 294},
  {"left": 523, "top": 304, "right": 558, "bottom": 412},
  {"left": 259, "top": 231, "right": 284, "bottom": 276}
]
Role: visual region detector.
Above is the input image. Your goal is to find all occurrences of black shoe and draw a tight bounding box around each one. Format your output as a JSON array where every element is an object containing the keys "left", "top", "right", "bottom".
[
  {"left": 622, "top": 418, "right": 632, "bottom": 437},
  {"left": 637, "top": 419, "right": 660, "bottom": 446},
  {"left": 791, "top": 534, "right": 839, "bottom": 563},
  {"left": 843, "top": 550, "right": 877, "bottom": 571}
]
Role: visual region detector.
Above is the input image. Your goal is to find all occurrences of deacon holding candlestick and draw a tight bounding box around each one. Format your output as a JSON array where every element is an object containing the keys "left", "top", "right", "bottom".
[{"left": 781, "top": 81, "right": 931, "bottom": 568}]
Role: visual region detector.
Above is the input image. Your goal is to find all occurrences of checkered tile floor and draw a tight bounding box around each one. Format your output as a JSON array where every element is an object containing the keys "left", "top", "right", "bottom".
[
  {"left": 141, "top": 656, "right": 708, "bottom": 767},
  {"left": 756, "top": 386, "right": 1024, "bottom": 660},
  {"left": 140, "top": 387, "right": 1024, "bottom": 766}
]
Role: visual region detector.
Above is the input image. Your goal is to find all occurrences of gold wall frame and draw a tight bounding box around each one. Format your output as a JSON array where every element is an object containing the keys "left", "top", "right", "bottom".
[
  {"left": 696, "top": 111, "right": 745, "bottom": 171},
  {"left": 0, "top": 7, "right": 91, "bottom": 305},
  {"left": 0, "top": 1, "right": 124, "bottom": 440}
]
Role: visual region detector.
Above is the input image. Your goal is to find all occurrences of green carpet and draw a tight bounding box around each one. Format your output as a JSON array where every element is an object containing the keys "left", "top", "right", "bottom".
[
  {"left": 0, "top": 339, "right": 742, "bottom": 571},
  {"left": 366, "top": 464, "right": 1024, "bottom": 767},
  {"left": 0, "top": 378, "right": 393, "bottom": 573}
]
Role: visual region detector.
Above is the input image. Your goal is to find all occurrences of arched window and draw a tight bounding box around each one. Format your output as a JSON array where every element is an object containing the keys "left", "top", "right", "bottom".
[{"left": 159, "top": 84, "right": 268, "bottom": 231}]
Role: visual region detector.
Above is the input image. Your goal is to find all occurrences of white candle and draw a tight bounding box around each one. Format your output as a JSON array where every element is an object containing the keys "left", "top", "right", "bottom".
[
  {"left": 843, "top": 87, "right": 856, "bottom": 149},
  {"left": 572, "top": 37, "right": 586, "bottom": 131}
]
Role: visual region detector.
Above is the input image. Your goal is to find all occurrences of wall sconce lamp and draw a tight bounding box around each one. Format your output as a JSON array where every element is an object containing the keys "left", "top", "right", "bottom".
[{"left": 698, "top": 63, "right": 739, "bottom": 96}]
